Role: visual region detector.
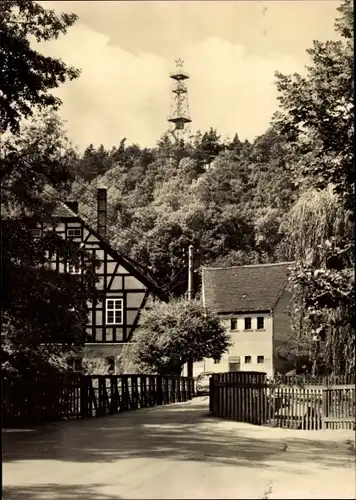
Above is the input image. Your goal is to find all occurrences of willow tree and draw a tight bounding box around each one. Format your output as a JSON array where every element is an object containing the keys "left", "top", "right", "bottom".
[
  {"left": 275, "top": 0, "right": 354, "bottom": 375},
  {"left": 282, "top": 186, "right": 354, "bottom": 375}
]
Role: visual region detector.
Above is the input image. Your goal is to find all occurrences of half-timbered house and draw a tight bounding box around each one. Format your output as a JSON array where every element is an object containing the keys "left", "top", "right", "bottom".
[{"left": 34, "top": 188, "right": 166, "bottom": 372}]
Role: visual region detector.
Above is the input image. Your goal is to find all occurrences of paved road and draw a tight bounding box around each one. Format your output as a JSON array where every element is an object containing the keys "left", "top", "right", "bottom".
[{"left": 3, "top": 397, "right": 355, "bottom": 499}]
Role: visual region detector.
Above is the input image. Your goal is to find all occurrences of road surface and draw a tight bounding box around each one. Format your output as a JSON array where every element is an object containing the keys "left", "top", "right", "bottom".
[{"left": 3, "top": 397, "right": 355, "bottom": 499}]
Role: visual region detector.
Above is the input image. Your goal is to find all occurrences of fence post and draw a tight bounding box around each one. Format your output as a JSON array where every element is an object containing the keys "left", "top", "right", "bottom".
[
  {"left": 122, "top": 375, "right": 129, "bottom": 411},
  {"left": 177, "top": 376, "right": 182, "bottom": 402},
  {"left": 157, "top": 376, "right": 163, "bottom": 406},
  {"left": 209, "top": 377, "right": 213, "bottom": 415},
  {"left": 188, "top": 377, "right": 194, "bottom": 400},
  {"left": 131, "top": 375, "right": 138, "bottom": 409},
  {"left": 182, "top": 378, "right": 187, "bottom": 401},
  {"left": 80, "top": 376, "right": 89, "bottom": 419},
  {"left": 110, "top": 376, "right": 118, "bottom": 414},
  {"left": 171, "top": 377, "right": 176, "bottom": 403}
]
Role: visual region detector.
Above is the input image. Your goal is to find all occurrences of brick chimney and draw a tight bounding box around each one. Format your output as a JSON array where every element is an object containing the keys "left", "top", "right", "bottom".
[{"left": 97, "top": 188, "right": 107, "bottom": 239}]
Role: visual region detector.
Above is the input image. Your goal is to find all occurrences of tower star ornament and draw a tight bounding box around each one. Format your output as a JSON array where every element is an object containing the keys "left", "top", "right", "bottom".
[{"left": 175, "top": 58, "right": 184, "bottom": 68}]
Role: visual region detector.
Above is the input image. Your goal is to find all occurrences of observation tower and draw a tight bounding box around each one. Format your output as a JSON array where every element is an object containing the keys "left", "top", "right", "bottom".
[{"left": 168, "top": 59, "right": 192, "bottom": 143}]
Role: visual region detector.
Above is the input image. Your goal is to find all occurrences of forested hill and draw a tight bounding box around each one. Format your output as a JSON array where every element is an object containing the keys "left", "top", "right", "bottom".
[{"left": 70, "top": 127, "right": 299, "bottom": 293}]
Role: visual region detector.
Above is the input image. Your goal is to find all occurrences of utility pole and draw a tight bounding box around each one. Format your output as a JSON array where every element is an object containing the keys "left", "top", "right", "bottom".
[
  {"left": 187, "top": 244, "right": 194, "bottom": 301},
  {"left": 187, "top": 244, "right": 194, "bottom": 378}
]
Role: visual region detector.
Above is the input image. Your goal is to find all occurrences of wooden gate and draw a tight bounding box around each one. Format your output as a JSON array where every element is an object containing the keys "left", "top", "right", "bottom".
[
  {"left": 209, "top": 373, "right": 355, "bottom": 430},
  {"left": 209, "top": 371, "right": 267, "bottom": 424},
  {"left": 322, "top": 384, "right": 355, "bottom": 430}
]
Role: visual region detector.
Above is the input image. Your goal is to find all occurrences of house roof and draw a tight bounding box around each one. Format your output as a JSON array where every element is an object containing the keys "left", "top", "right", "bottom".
[
  {"left": 52, "top": 203, "right": 77, "bottom": 218},
  {"left": 202, "top": 262, "right": 295, "bottom": 314},
  {"left": 52, "top": 202, "right": 168, "bottom": 301}
]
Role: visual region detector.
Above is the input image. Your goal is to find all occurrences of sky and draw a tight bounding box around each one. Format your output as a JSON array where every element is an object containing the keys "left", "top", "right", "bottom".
[{"left": 37, "top": 1, "right": 341, "bottom": 150}]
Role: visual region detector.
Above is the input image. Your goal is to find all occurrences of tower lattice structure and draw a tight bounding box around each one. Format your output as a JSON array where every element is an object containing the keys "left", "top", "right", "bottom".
[{"left": 168, "top": 59, "right": 192, "bottom": 143}]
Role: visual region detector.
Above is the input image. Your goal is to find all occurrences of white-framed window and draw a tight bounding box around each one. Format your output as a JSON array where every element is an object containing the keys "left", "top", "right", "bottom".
[
  {"left": 30, "top": 228, "right": 42, "bottom": 238},
  {"left": 257, "top": 317, "right": 265, "bottom": 330},
  {"left": 106, "top": 298, "right": 123, "bottom": 325},
  {"left": 244, "top": 317, "right": 252, "bottom": 330},
  {"left": 244, "top": 355, "right": 251, "bottom": 364},
  {"left": 230, "top": 318, "right": 238, "bottom": 330},
  {"left": 257, "top": 355, "right": 265, "bottom": 364},
  {"left": 67, "top": 227, "right": 82, "bottom": 238},
  {"left": 68, "top": 263, "right": 82, "bottom": 274}
]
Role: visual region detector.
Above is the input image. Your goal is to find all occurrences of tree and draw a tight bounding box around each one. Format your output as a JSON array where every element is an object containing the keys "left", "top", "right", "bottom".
[
  {"left": 0, "top": 2, "right": 99, "bottom": 377},
  {"left": 1, "top": 110, "right": 77, "bottom": 215},
  {"left": 275, "top": 0, "right": 354, "bottom": 375},
  {"left": 75, "top": 144, "right": 113, "bottom": 181},
  {"left": 282, "top": 187, "right": 354, "bottom": 374},
  {"left": 0, "top": 0, "right": 80, "bottom": 134},
  {"left": 123, "top": 298, "right": 231, "bottom": 375},
  {"left": 273, "top": 0, "right": 354, "bottom": 211},
  {"left": 1, "top": 220, "right": 99, "bottom": 376},
  {"left": 1, "top": 111, "right": 99, "bottom": 376},
  {"left": 192, "top": 128, "right": 225, "bottom": 168}
]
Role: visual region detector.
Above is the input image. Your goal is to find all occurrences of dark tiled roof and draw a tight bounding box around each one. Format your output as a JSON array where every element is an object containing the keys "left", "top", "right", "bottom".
[{"left": 202, "top": 262, "right": 295, "bottom": 314}]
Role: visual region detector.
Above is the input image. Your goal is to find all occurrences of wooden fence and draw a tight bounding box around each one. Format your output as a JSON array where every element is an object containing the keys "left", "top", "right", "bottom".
[
  {"left": 2, "top": 374, "right": 194, "bottom": 427},
  {"left": 209, "top": 372, "right": 356, "bottom": 430}
]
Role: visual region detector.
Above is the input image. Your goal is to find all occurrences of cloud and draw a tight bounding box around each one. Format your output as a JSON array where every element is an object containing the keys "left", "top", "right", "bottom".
[{"left": 36, "top": 21, "right": 304, "bottom": 150}]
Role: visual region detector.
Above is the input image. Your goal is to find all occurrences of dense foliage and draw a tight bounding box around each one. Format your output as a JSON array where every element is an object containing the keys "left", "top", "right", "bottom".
[
  {"left": 0, "top": 2, "right": 98, "bottom": 376},
  {"left": 122, "top": 298, "right": 231, "bottom": 375},
  {"left": 275, "top": 0, "right": 354, "bottom": 375},
  {"left": 73, "top": 127, "right": 298, "bottom": 294},
  {"left": 69, "top": 0, "right": 353, "bottom": 375},
  {"left": 0, "top": 0, "right": 80, "bottom": 133},
  {"left": 1, "top": 0, "right": 352, "bottom": 377}
]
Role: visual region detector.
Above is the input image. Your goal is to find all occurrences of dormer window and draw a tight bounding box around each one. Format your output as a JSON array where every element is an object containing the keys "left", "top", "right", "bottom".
[{"left": 67, "top": 228, "right": 82, "bottom": 238}]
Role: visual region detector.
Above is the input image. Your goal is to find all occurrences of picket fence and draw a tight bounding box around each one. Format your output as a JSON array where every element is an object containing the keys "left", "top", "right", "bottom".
[
  {"left": 2, "top": 374, "right": 195, "bottom": 427},
  {"left": 209, "top": 372, "right": 356, "bottom": 430}
]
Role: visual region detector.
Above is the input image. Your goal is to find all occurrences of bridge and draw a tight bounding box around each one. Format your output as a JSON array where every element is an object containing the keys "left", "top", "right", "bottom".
[{"left": 3, "top": 397, "right": 355, "bottom": 499}]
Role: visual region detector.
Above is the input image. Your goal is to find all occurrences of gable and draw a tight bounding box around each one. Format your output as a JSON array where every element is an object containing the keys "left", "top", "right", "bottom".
[{"left": 51, "top": 201, "right": 167, "bottom": 299}]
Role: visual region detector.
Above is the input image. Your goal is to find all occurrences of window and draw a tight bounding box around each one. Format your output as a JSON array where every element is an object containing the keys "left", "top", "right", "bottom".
[
  {"left": 68, "top": 358, "right": 82, "bottom": 372},
  {"left": 106, "top": 298, "right": 123, "bottom": 325},
  {"left": 230, "top": 318, "right": 238, "bottom": 330},
  {"left": 67, "top": 227, "right": 82, "bottom": 238},
  {"left": 244, "top": 317, "right": 252, "bottom": 330},
  {"left": 30, "top": 228, "right": 42, "bottom": 238},
  {"left": 228, "top": 356, "right": 240, "bottom": 372},
  {"left": 244, "top": 356, "right": 251, "bottom": 364},
  {"left": 257, "top": 317, "right": 265, "bottom": 330},
  {"left": 68, "top": 263, "right": 81, "bottom": 274},
  {"left": 214, "top": 358, "right": 220, "bottom": 364},
  {"left": 107, "top": 357, "right": 115, "bottom": 373},
  {"left": 257, "top": 355, "right": 265, "bottom": 364}
]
